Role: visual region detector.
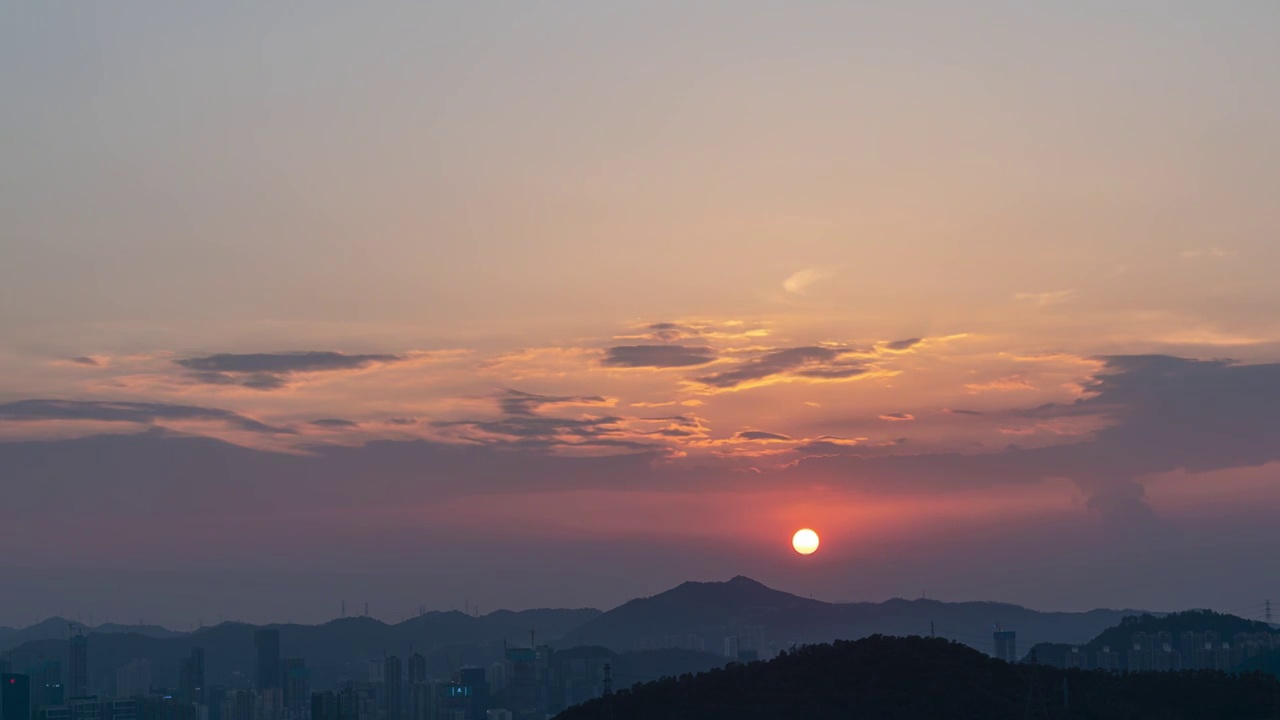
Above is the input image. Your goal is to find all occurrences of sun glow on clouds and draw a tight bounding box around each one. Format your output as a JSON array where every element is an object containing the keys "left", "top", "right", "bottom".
[{"left": 0, "top": 323, "right": 1114, "bottom": 466}]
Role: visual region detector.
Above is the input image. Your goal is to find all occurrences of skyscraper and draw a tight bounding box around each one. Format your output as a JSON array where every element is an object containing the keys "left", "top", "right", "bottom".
[
  {"left": 117, "top": 658, "right": 152, "bottom": 699},
  {"left": 994, "top": 630, "right": 1018, "bottom": 663},
  {"left": 2, "top": 674, "right": 31, "bottom": 720},
  {"left": 407, "top": 655, "right": 426, "bottom": 686},
  {"left": 255, "top": 630, "right": 281, "bottom": 691},
  {"left": 190, "top": 648, "right": 205, "bottom": 705},
  {"left": 407, "top": 655, "right": 427, "bottom": 720},
  {"left": 383, "top": 656, "right": 402, "bottom": 720},
  {"left": 281, "top": 658, "right": 309, "bottom": 719},
  {"left": 69, "top": 634, "right": 89, "bottom": 698}
]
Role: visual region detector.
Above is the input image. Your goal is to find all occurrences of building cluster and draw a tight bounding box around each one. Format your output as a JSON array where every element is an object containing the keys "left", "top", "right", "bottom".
[
  {"left": 0, "top": 629, "right": 624, "bottom": 720},
  {"left": 1060, "top": 631, "right": 1280, "bottom": 672},
  {"left": 638, "top": 624, "right": 772, "bottom": 663}
]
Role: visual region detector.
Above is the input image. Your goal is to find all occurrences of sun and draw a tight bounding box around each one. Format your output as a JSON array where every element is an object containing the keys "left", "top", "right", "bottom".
[{"left": 791, "top": 528, "right": 820, "bottom": 555}]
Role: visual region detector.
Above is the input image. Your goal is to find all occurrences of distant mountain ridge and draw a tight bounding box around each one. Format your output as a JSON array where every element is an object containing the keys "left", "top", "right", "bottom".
[
  {"left": 569, "top": 575, "right": 1145, "bottom": 656},
  {"left": 2, "top": 576, "right": 1145, "bottom": 691},
  {"left": 0, "top": 618, "right": 186, "bottom": 653},
  {"left": 1, "top": 608, "right": 601, "bottom": 691}
]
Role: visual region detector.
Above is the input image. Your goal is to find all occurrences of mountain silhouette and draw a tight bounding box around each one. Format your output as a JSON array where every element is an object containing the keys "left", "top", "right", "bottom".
[
  {"left": 555, "top": 635, "right": 1280, "bottom": 720},
  {"left": 567, "top": 576, "right": 1143, "bottom": 654},
  {"left": 0, "top": 608, "right": 599, "bottom": 691},
  {"left": 2, "top": 577, "right": 1147, "bottom": 692}
]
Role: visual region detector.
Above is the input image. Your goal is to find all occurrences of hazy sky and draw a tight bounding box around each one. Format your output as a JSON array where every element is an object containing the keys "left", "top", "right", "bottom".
[{"left": 3, "top": 2, "right": 1280, "bottom": 628}]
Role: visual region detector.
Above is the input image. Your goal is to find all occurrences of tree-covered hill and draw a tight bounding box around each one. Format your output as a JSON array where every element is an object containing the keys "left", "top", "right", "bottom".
[{"left": 556, "top": 635, "right": 1280, "bottom": 720}]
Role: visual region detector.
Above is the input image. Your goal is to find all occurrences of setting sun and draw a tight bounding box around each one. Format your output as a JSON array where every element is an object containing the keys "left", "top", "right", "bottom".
[{"left": 792, "top": 528, "right": 820, "bottom": 555}]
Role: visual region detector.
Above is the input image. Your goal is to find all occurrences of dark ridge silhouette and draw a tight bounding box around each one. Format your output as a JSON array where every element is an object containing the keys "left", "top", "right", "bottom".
[
  {"left": 555, "top": 635, "right": 1280, "bottom": 720},
  {"left": 1027, "top": 609, "right": 1274, "bottom": 667},
  {"left": 570, "top": 576, "right": 1143, "bottom": 652},
  {"left": 1, "top": 609, "right": 599, "bottom": 690}
]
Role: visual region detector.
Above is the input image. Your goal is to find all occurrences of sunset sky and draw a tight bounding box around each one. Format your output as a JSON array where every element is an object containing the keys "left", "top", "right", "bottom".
[{"left": 3, "top": 2, "right": 1280, "bottom": 627}]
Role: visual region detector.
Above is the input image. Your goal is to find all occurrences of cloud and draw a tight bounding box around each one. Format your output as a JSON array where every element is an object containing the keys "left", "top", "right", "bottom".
[
  {"left": 70, "top": 356, "right": 102, "bottom": 367},
  {"left": 782, "top": 268, "right": 833, "bottom": 294},
  {"left": 879, "top": 413, "right": 915, "bottom": 422},
  {"left": 435, "top": 390, "right": 646, "bottom": 452},
  {"left": 0, "top": 399, "right": 293, "bottom": 434},
  {"left": 617, "top": 321, "right": 769, "bottom": 342},
  {"left": 1180, "top": 247, "right": 1235, "bottom": 259},
  {"left": 966, "top": 376, "right": 1036, "bottom": 392},
  {"left": 693, "top": 346, "right": 872, "bottom": 391},
  {"left": 602, "top": 345, "right": 717, "bottom": 368},
  {"left": 175, "top": 351, "right": 403, "bottom": 390},
  {"left": 734, "top": 430, "right": 793, "bottom": 442},
  {"left": 311, "top": 418, "right": 360, "bottom": 429},
  {"left": 1013, "top": 290, "right": 1076, "bottom": 306},
  {"left": 791, "top": 354, "right": 1280, "bottom": 526},
  {"left": 944, "top": 408, "right": 984, "bottom": 416},
  {"left": 386, "top": 417, "right": 418, "bottom": 426},
  {"left": 880, "top": 338, "right": 923, "bottom": 352},
  {"left": 496, "top": 389, "right": 613, "bottom": 417}
]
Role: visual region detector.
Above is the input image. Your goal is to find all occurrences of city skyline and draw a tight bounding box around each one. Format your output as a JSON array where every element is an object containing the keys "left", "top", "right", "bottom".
[{"left": 4, "top": 2, "right": 1280, "bottom": 627}]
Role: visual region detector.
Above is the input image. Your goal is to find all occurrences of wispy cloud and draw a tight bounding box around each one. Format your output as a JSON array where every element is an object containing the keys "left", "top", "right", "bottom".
[
  {"left": 693, "top": 346, "right": 876, "bottom": 391},
  {"left": 782, "top": 268, "right": 834, "bottom": 294},
  {"left": 879, "top": 412, "right": 915, "bottom": 422},
  {"left": 966, "top": 376, "right": 1036, "bottom": 393},
  {"left": 1180, "top": 247, "right": 1236, "bottom": 259},
  {"left": 1013, "top": 289, "right": 1077, "bottom": 306}
]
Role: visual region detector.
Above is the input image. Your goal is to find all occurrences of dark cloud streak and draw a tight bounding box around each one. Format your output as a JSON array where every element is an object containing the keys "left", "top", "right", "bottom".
[
  {"left": 175, "top": 351, "right": 403, "bottom": 390},
  {"left": 602, "top": 345, "right": 717, "bottom": 368},
  {"left": 695, "top": 346, "right": 868, "bottom": 389},
  {"left": 0, "top": 399, "right": 294, "bottom": 434}
]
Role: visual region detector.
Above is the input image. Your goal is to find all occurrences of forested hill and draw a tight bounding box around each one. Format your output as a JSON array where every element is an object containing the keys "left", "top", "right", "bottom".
[
  {"left": 1026, "top": 609, "right": 1275, "bottom": 667},
  {"left": 555, "top": 635, "right": 1280, "bottom": 720}
]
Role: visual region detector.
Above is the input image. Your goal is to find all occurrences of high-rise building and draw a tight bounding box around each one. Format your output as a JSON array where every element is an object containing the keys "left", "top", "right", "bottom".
[
  {"left": 310, "top": 692, "right": 336, "bottom": 720},
  {"left": 407, "top": 684, "right": 429, "bottom": 720},
  {"left": 116, "top": 659, "right": 151, "bottom": 698},
  {"left": 179, "top": 658, "right": 194, "bottom": 704},
  {"left": 233, "top": 691, "right": 254, "bottom": 720},
  {"left": 281, "top": 659, "right": 309, "bottom": 719},
  {"left": 190, "top": 649, "right": 205, "bottom": 705},
  {"left": 69, "top": 635, "right": 89, "bottom": 698},
  {"left": 406, "top": 655, "right": 427, "bottom": 720},
  {"left": 255, "top": 631, "right": 281, "bottom": 691},
  {"left": 3, "top": 674, "right": 32, "bottom": 720},
  {"left": 30, "top": 660, "right": 63, "bottom": 707},
  {"left": 382, "top": 657, "right": 402, "bottom": 720},
  {"left": 722, "top": 636, "right": 739, "bottom": 659},
  {"left": 406, "top": 656, "right": 426, "bottom": 686},
  {"left": 993, "top": 630, "right": 1017, "bottom": 663}
]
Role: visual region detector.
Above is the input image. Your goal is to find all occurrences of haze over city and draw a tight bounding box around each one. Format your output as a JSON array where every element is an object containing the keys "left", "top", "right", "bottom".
[{"left": 4, "top": 1, "right": 1280, "bottom": 635}]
